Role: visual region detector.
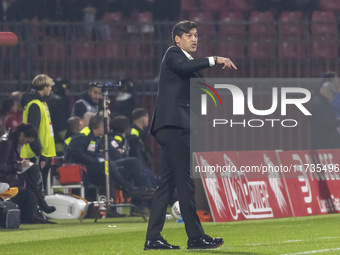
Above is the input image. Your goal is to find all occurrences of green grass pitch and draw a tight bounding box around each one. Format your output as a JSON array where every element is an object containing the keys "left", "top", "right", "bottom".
[{"left": 1, "top": 214, "right": 339, "bottom": 255}]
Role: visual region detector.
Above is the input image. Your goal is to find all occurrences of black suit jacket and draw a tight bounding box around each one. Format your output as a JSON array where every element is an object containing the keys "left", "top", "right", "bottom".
[{"left": 150, "top": 46, "right": 210, "bottom": 135}]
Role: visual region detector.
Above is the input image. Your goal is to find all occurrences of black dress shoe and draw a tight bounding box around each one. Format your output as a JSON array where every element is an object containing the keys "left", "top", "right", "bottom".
[
  {"left": 38, "top": 198, "right": 56, "bottom": 214},
  {"left": 32, "top": 211, "right": 57, "bottom": 224},
  {"left": 40, "top": 205, "right": 56, "bottom": 214},
  {"left": 187, "top": 234, "right": 224, "bottom": 249},
  {"left": 144, "top": 238, "right": 180, "bottom": 250}
]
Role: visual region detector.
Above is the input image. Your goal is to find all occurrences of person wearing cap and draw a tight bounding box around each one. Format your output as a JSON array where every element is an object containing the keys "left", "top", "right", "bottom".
[
  {"left": 20, "top": 74, "right": 57, "bottom": 202},
  {"left": 71, "top": 82, "right": 102, "bottom": 119},
  {"left": 308, "top": 81, "right": 340, "bottom": 149}
]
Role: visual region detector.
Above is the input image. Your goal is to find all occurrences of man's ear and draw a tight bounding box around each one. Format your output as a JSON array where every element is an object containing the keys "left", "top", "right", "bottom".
[{"left": 175, "top": 35, "right": 180, "bottom": 45}]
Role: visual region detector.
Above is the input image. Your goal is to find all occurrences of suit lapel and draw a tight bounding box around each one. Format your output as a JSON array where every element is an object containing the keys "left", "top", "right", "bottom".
[{"left": 174, "top": 46, "right": 205, "bottom": 82}]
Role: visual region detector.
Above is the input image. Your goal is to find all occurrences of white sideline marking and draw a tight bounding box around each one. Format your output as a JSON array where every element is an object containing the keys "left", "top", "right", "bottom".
[
  {"left": 282, "top": 247, "right": 340, "bottom": 255},
  {"left": 283, "top": 240, "right": 303, "bottom": 243},
  {"left": 245, "top": 240, "right": 303, "bottom": 246},
  {"left": 245, "top": 243, "right": 265, "bottom": 246},
  {"left": 317, "top": 237, "right": 338, "bottom": 239}
]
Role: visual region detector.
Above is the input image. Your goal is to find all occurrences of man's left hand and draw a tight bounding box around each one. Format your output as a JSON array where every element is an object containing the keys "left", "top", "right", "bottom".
[{"left": 216, "top": 57, "right": 237, "bottom": 70}]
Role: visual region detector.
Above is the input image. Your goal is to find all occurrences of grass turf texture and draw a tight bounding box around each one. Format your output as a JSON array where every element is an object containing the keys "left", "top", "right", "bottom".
[{"left": 0, "top": 214, "right": 339, "bottom": 255}]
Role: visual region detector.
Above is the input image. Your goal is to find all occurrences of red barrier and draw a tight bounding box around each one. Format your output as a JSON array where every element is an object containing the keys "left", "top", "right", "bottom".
[
  {"left": 195, "top": 149, "right": 340, "bottom": 222},
  {"left": 0, "top": 32, "right": 18, "bottom": 46}
]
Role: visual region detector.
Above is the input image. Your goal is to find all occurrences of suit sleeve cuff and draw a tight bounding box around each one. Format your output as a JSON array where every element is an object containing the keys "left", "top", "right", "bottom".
[{"left": 208, "top": 56, "right": 215, "bottom": 67}]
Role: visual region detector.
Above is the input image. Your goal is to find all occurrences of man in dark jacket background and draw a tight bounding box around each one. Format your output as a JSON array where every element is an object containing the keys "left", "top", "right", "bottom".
[
  {"left": 72, "top": 82, "right": 102, "bottom": 118},
  {"left": 309, "top": 81, "right": 340, "bottom": 149},
  {"left": 128, "top": 108, "right": 151, "bottom": 168}
]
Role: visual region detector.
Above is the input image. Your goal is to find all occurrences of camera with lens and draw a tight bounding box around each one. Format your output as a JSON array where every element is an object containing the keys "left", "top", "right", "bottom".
[{"left": 89, "top": 81, "right": 120, "bottom": 92}]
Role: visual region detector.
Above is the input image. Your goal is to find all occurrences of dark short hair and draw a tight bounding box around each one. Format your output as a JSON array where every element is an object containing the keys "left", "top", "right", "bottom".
[
  {"left": 132, "top": 108, "right": 148, "bottom": 121},
  {"left": 14, "top": 123, "right": 38, "bottom": 140},
  {"left": 89, "top": 115, "right": 104, "bottom": 130},
  {"left": 110, "top": 115, "right": 131, "bottom": 134},
  {"left": 53, "top": 77, "right": 70, "bottom": 97},
  {"left": 172, "top": 20, "right": 197, "bottom": 44}
]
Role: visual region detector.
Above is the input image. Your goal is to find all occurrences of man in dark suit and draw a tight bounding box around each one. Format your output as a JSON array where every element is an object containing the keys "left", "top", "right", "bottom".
[{"left": 144, "top": 20, "right": 237, "bottom": 250}]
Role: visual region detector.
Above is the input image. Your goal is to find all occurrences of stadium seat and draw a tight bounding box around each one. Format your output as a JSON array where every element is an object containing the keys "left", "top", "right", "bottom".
[
  {"left": 201, "top": 0, "right": 228, "bottom": 11},
  {"left": 219, "top": 12, "right": 246, "bottom": 36},
  {"left": 138, "top": 12, "right": 155, "bottom": 33},
  {"left": 70, "top": 41, "right": 96, "bottom": 79},
  {"left": 279, "top": 39, "right": 306, "bottom": 59},
  {"left": 310, "top": 38, "right": 338, "bottom": 59},
  {"left": 102, "top": 12, "right": 126, "bottom": 38},
  {"left": 319, "top": 0, "right": 340, "bottom": 11},
  {"left": 195, "top": 39, "right": 214, "bottom": 58},
  {"left": 41, "top": 40, "right": 66, "bottom": 61},
  {"left": 189, "top": 11, "right": 216, "bottom": 35},
  {"left": 311, "top": 11, "right": 336, "bottom": 38},
  {"left": 248, "top": 41, "right": 276, "bottom": 60},
  {"left": 127, "top": 41, "right": 142, "bottom": 59},
  {"left": 97, "top": 42, "right": 126, "bottom": 60},
  {"left": 229, "top": 0, "right": 255, "bottom": 12},
  {"left": 138, "top": 11, "right": 153, "bottom": 22},
  {"left": 102, "top": 12, "right": 124, "bottom": 23},
  {"left": 249, "top": 11, "right": 276, "bottom": 38},
  {"left": 217, "top": 37, "right": 246, "bottom": 60},
  {"left": 128, "top": 12, "right": 154, "bottom": 34},
  {"left": 181, "top": 0, "right": 198, "bottom": 11},
  {"left": 127, "top": 40, "right": 154, "bottom": 60},
  {"left": 189, "top": 11, "right": 214, "bottom": 22},
  {"left": 280, "top": 12, "right": 306, "bottom": 38},
  {"left": 71, "top": 42, "right": 96, "bottom": 60}
]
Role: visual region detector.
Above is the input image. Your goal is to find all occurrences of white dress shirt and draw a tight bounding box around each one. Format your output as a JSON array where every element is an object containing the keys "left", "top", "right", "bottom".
[{"left": 180, "top": 49, "right": 216, "bottom": 66}]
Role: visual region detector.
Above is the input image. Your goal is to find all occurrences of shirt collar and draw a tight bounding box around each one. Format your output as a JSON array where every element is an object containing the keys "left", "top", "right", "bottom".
[{"left": 181, "top": 49, "right": 194, "bottom": 60}]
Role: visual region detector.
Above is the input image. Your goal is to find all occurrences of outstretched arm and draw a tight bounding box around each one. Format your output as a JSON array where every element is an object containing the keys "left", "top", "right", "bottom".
[{"left": 214, "top": 56, "right": 237, "bottom": 70}]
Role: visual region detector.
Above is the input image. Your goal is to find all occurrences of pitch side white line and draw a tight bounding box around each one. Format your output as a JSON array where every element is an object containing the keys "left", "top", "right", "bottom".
[
  {"left": 245, "top": 240, "right": 303, "bottom": 246},
  {"left": 317, "top": 237, "right": 338, "bottom": 239},
  {"left": 283, "top": 240, "right": 303, "bottom": 243},
  {"left": 244, "top": 243, "right": 266, "bottom": 246},
  {"left": 281, "top": 247, "right": 340, "bottom": 255}
]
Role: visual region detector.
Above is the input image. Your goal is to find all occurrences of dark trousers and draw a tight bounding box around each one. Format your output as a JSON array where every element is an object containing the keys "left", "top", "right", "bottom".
[
  {"left": 86, "top": 161, "right": 138, "bottom": 198},
  {"left": 30, "top": 157, "right": 52, "bottom": 193},
  {"left": 114, "top": 157, "right": 148, "bottom": 188},
  {"left": 146, "top": 128, "right": 204, "bottom": 240},
  {"left": 11, "top": 188, "right": 38, "bottom": 223},
  {"left": 86, "top": 161, "right": 115, "bottom": 198},
  {"left": 114, "top": 157, "right": 157, "bottom": 188}
]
